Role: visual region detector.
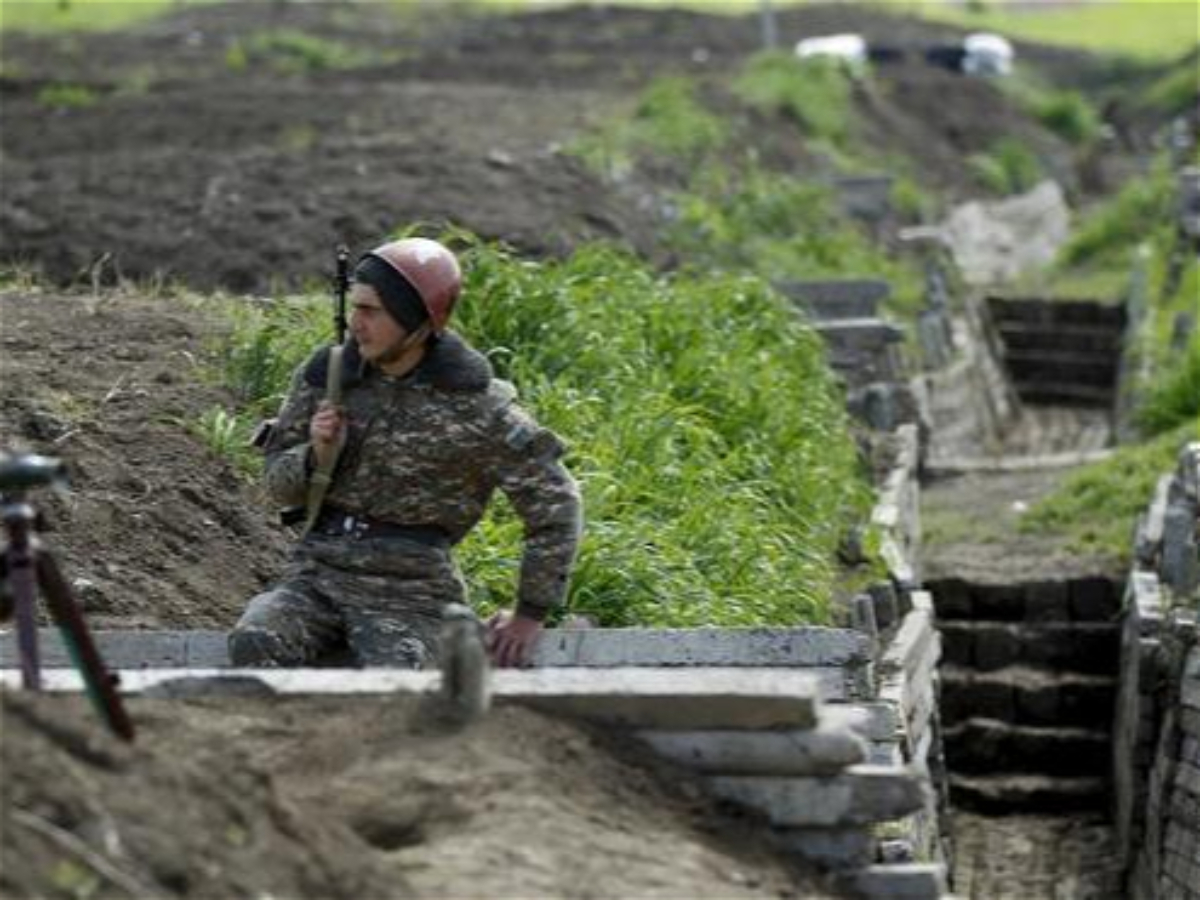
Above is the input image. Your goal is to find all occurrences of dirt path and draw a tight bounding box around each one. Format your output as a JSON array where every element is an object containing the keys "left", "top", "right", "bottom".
[{"left": 951, "top": 813, "right": 1124, "bottom": 900}]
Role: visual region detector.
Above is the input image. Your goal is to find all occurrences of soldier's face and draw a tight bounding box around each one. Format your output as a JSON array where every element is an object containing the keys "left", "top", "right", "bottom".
[{"left": 349, "top": 283, "right": 408, "bottom": 363}]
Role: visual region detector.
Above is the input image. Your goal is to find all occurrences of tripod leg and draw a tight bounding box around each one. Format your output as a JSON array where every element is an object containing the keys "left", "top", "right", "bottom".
[
  {"left": 6, "top": 545, "right": 42, "bottom": 690},
  {"left": 36, "top": 549, "right": 135, "bottom": 742}
]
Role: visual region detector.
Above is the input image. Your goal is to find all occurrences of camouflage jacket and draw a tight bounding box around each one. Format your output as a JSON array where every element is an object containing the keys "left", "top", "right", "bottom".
[{"left": 263, "top": 332, "right": 582, "bottom": 619}]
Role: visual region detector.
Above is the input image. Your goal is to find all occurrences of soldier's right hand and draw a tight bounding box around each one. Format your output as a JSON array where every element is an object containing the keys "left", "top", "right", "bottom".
[{"left": 310, "top": 401, "right": 347, "bottom": 469}]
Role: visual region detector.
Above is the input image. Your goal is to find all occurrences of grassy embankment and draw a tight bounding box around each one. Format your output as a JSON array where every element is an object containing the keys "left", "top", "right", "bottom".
[{"left": 217, "top": 239, "right": 873, "bottom": 629}]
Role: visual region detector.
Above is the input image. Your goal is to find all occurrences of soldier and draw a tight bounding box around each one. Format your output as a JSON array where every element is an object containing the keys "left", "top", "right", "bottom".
[{"left": 228, "top": 238, "right": 582, "bottom": 669}]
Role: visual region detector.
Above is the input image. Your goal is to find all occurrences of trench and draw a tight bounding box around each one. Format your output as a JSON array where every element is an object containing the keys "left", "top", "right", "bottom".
[{"left": 923, "top": 295, "right": 1130, "bottom": 899}]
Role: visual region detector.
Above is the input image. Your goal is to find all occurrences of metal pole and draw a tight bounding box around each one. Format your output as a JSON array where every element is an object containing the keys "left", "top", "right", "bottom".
[{"left": 759, "top": 0, "right": 778, "bottom": 52}]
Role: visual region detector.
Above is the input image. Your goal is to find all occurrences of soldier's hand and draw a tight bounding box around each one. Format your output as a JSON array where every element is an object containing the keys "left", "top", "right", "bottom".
[
  {"left": 486, "top": 609, "right": 542, "bottom": 668},
  {"left": 310, "top": 402, "right": 347, "bottom": 470}
]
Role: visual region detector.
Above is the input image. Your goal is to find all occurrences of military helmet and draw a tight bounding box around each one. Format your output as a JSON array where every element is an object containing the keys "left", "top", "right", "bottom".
[{"left": 363, "top": 238, "right": 462, "bottom": 333}]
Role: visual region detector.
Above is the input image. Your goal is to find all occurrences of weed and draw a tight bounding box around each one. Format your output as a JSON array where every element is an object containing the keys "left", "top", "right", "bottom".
[
  {"left": 967, "top": 138, "right": 1041, "bottom": 195},
  {"left": 36, "top": 82, "right": 96, "bottom": 110},
  {"left": 225, "top": 30, "right": 374, "bottom": 76},
  {"left": 1031, "top": 90, "right": 1101, "bottom": 145},
  {"left": 190, "top": 406, "right": 262, "bottom": 476},
  {"left": 1061, "top": 160, "right": 1174, "bottom": 266},
  {"left": 1137, "top": 340, "right": 1200, "bottom": 437}
]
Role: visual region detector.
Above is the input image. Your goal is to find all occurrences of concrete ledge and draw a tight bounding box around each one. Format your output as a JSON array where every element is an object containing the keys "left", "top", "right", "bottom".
[
  {"left": 1, "top": 626, "right": 873, "bottom": 671},
  {"left": 637, "top": 724, "right": 866, "bottom": 776},
  {"left": 0, "top": 666, "right": 823, "bottom": 730},
  {"left": 772, "top": 826, "right": 874, "bottom": 869},
  {"left": 843, "top": 863, "right": 948, "bottom": 900},
  {"left": 533, "top": 626, "right": 873, "bottom": 668},
  {"left": 708, "top": 765, "right": 926, "bottom": 827}
]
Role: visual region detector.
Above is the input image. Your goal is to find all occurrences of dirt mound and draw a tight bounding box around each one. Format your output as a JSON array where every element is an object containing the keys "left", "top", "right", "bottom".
[
  {"left": 0, "top": 285, "right": 285, "bottom": 629},
  {"left": 0, "top": 1, "right": 1106, "bottom": 293},
  {"left": 1, "top": 689, "right": 838, "bottom": 900}
]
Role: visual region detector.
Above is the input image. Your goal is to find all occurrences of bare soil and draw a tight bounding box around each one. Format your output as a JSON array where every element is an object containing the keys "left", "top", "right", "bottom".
[
  {"left": 1, "top": 690, "right": 840, "bottom": 900},
  {"left": 0, "top": 1, "right": 1106, "bottom": 292}
]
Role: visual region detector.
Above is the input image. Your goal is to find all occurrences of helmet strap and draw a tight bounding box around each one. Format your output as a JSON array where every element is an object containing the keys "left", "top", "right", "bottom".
[{"left": 377, "top": 322, "right": 433, "bottom": 377}]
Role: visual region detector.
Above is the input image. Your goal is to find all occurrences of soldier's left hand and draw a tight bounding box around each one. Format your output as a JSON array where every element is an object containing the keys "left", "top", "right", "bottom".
[{"left": 486, "top": 610, "right": 542, "bottom": 668}]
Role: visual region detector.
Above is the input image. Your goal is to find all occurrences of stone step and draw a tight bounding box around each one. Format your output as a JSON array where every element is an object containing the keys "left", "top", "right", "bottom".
[
  {"left": 1010, "top": 381, "right": 1116, "bottom": 406},
  {"left": 1003, "top": 352, "right": 1120, "bottom": 388},
  {"left": 995, "top": 323, "right": 1123, "bottom": 354},
  {"left": 707, "top": 765, "right": 926, "bottom": 828},
  {"left": 928, "top": 577, "right": 1122, "bottom": 623},
  {"left": 949, "top": 773, "right": 1110, "bottom": 814},
  {"left": 939, "top": 664, "right": 1117, "bottom": 728},
  {"left": 938, "top": 621, "right": 1120, "bottom": 674},
  {"left": 775, "top": 278, "right": 891, "bottom": 321},
  {"left": 839, "top": 863, "right": 949, "bottom": 900},
  {"left": 942, "top": 717, "right": 1111, "bottom": 776},
  {"left": 986, "top": 296, "right": 1127, "bottom": 329}
]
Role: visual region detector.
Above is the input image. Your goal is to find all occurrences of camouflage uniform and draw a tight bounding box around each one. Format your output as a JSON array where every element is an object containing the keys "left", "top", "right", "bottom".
[{"left": 229, "top": 333, "right": 582, "bottom": 668}]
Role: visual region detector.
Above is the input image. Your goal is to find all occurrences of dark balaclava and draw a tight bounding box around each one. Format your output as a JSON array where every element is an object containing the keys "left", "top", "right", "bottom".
[{"left": 353, "top": 254, "right": 429, "bottom": 334}]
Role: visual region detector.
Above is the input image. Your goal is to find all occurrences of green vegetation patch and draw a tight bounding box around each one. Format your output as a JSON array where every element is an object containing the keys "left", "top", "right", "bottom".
[
  {"left": 225, "top": 29, "right": 376, "bottom": 75},
  {"left": 569, "top": 76, "right": 728, "bottom": 177},
  {"left": 35, "top": 81, "right": 97, "bottom": 109},
  {"left": 0, "top": 0, "right": 203, "bottom": 33},
  {"left": 1020, "top": 423, "right": 1200, "bottom": 562},
  {"left": 669, "top": 164, "right": 924, "bottom": 318},
  {"left": 967, "top": 137, "right": 1042, "bottom": 196},
  {"left": 733, "top": 52, "right": 856, "bottom": 151},
  {"left": 217, "top": 236, "right": 873, "bottom": 627}
]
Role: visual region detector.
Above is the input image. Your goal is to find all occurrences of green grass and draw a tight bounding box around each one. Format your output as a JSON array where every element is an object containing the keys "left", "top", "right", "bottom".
[
  {"left": 1020, "top": 422, "right": 1200, "bottom": 562},
  {"left": 733, "top": 52, "right": 856, "bottom": 150},
  {"left": 666, "top": 163, "right": 925, "bottom": 318},
  {"left": 912, "top": 0, "right": 1199, "bottom": 62},
  {"left": 569, "top": 76, "right": 728, "bottom": 178},
  {"left": 0, "top": 0, "right": 214, "bottom": 32},
  {"left": 225, "top": 30, "right": 376, "bottom": 75},
  {"left": 35, "top": 81, "right": 96, "bottom": 109},
  {"left": 967, "top": 138, "right": 1042, "bottom": 196},
  {"left": 219, "top": 235, "right": 875, "bottom": 627}
]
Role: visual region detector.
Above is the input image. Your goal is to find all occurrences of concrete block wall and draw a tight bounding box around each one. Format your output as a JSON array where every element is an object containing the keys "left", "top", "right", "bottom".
[
  {"left": 1114, "top": 442, "right": 1200, "bottom": 900},
  {"left": 913, "top": 291, "right": 1022, "bottom": 468},
  {"left": 854, "top": 422, "right": 951, "bottom": 875}
]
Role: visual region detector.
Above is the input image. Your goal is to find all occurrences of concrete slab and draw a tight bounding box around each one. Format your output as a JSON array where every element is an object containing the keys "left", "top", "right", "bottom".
[
  {"left": 772, "top": 826, "right": 874, "bottom": 869},
  {"left": 0, "top": 667, "right": 825, "bottom": 730},
  {"left": 636, "top": 724, "right": 866, "bottom": 775},
  {"left": 844, "top": 863, "right": 948, "bottom": 900},
  {"left": 1, "top": 625, "right": 874, "bottom": 670},
  {"left": 708, "top": 765, "right": 926, "bottom": 827},
  {"left": 532, "top": 626, "right": 873, "bottom": 668}
]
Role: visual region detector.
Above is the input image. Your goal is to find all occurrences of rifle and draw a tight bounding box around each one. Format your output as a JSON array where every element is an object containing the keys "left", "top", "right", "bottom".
[
  {"left": 300, "top": 245, "right": 351, "bottom": 536},
  {"left": 0, "top": 452, "right": 135, "bottom": 741}
]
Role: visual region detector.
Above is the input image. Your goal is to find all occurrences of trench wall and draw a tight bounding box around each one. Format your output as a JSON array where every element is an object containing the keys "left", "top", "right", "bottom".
[
  {"left": 1, "top": 422, "right": 952, "bottom": 899},
  {"left": 1114, "top": 443, "right": 1200, "bottom": 900}
]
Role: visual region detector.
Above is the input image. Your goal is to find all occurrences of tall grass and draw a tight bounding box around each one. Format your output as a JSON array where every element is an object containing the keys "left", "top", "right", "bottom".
[
  {"left": 668, "top": 164, "right": 925, "bottom": 318},
  {"left": 220, "top": 237, "right": 873, "bottom": 627},
  {"left": 1061, "top": 160, "right": 1175, "bottom": 267},
  {"left": 1020, "top": 422, "right": 1200, "bottom": 562}
]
